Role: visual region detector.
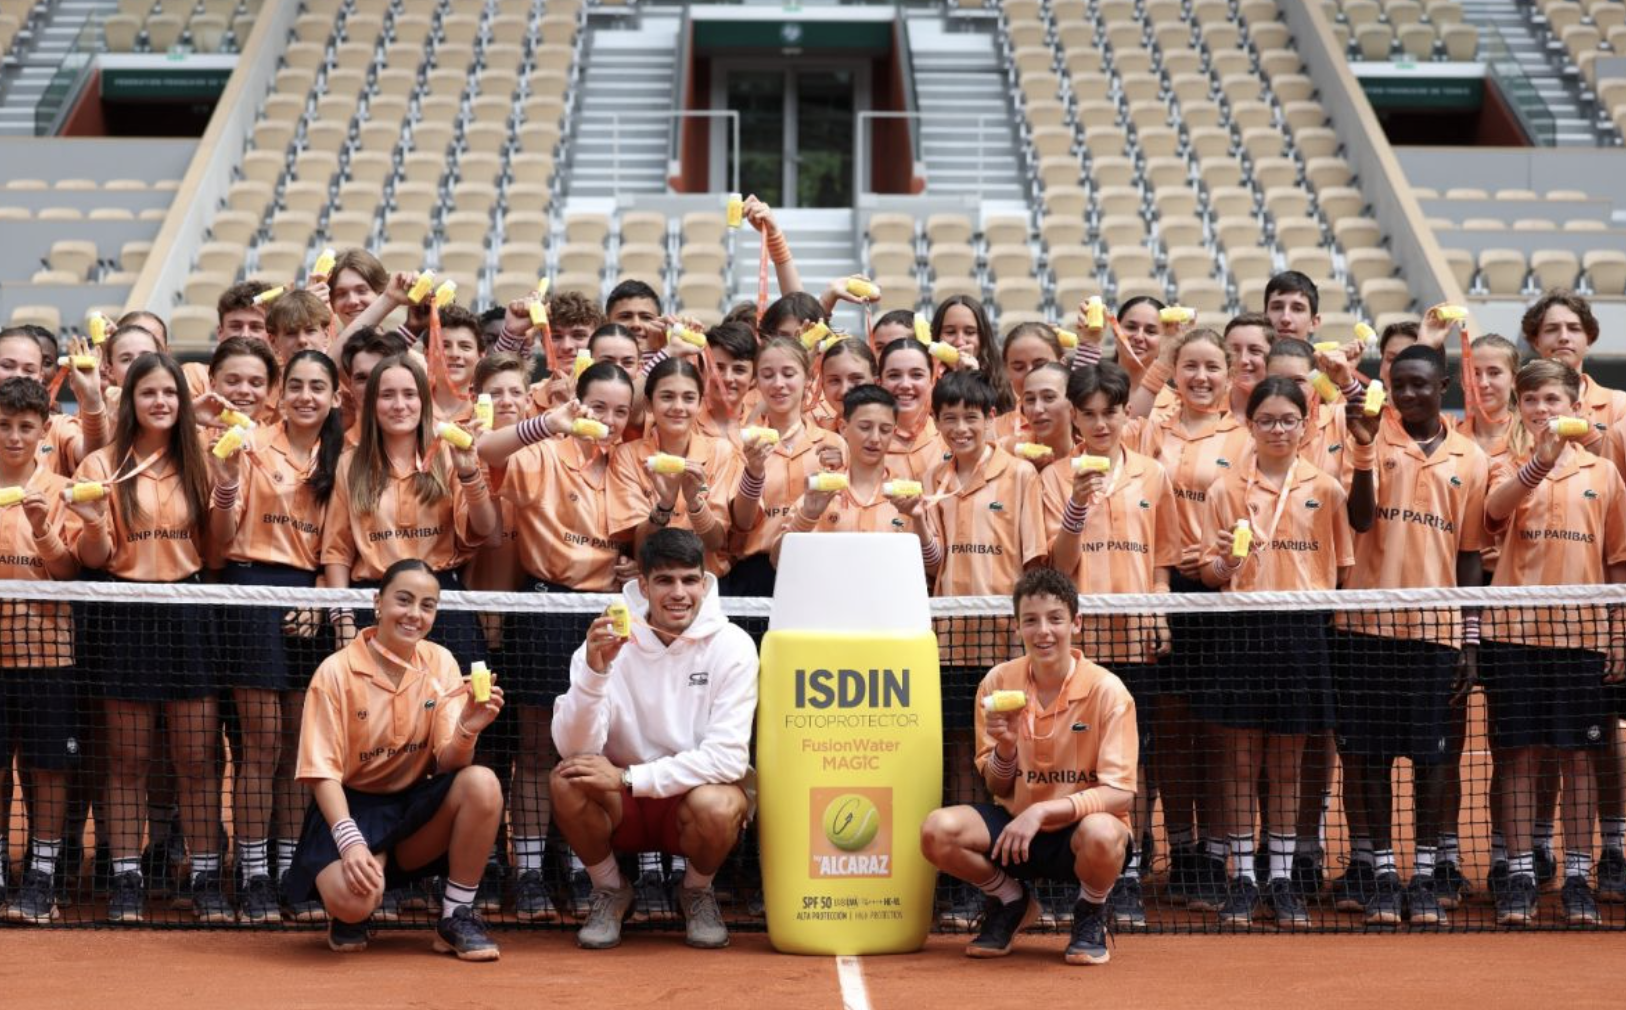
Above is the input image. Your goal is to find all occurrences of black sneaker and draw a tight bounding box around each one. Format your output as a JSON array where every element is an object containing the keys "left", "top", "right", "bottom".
[
  {"left": 1331, "top": 861, "right": 1376, "bottom": 913},
  {"left": 1534, "top": 847, "right": 1557, "bottom": 889},
  {"left": 280, "top": 876, "right": 327, "bottom": 924},
  {"left": 514, "top": 869, "right": 558, "bottom": 923},
  {"left": 1487, "top": 859, "right": 1511, "bottom": 900},
  {"left": 328, "top": 916, "right": 370, "bottom": 953},
  {"left": 108, "top": 870, "right": 145, "bottom": 924},
  {"left": 1064, "top": 898, "right": 1111, "bottom": 965},
  {"left": 1405, "top": 874, "right": 1445, "bottom": 927},
  {"left": 1108, "top": 876, "right": 1147, "bottom": 929},
  {"left": 1290, "top": 854, "right": 1324, "bottom": 899},
  {"left": 191, "top": 869, "right": 233, "bottom": 924},
  {"left": 1365, "top": 871, "right": 1403, "bottom": 927},
  {"left": 1218, "top": 877, "right": 1261, "bottom": 929},
  {"left": 238, "top": 873, "right": 281, "bottom": 925},
  {"left": 629, "top": 870, "right": 670, "bottom": 923},
  {"left": 1496, "top": 872, "right": 1537, "bottom": 927},
  {"left": 475, "top": 862, "right": 504, "bottom": 915},
  {"left": 964, "top": 883, "right": 1039, "bottom": 958},
  {"left": 1184, "top": 854, "right": 1229, "bottom": 913},
  {"left": 141, "top": 831, "right": 182, "bottom": 900},
  {"left": 1433, "top": 860, "right": 1469, "bottom": 910},
  {"left": 1561, "top": 875, "right": 1600, "bottom": 927},
  {"left": 1267, "top": 877, "right": 1310, "bottom": 930},
  {"left": 434, "top": 905, "right": 501, "bottom": 961},
  {"left": 1596, "top": 848, "right": 1625, "bottom": 904},
  {"left": 7, "top": 868, "right": 59, "bottom": 924}
]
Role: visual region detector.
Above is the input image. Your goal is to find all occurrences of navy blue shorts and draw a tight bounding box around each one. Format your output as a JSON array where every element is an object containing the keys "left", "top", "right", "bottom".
[
  {"left": 970, "top": 802, "right": 1132, "bottom": 883},
  {"left": 1332, "top": 631, "right": 1458, "bottom": 764},
  {"left": 0, "top": 668, "right": 82, "bottom": 771},
  {"left": 1195, "top": 611, "right": 1334, "bottom": 735},
  {"left": 1158, "top": 569, "right": 1220, "bottom": 698},
  {"left": 89, "top": 575, "right": 213, "bottom": 703},
  {"left": 1481, "top": 641, "right": 1611, "bottom": 751},
  {"left": 218, "top": 561, "right": 324, "bottom": 692},
  {"left": 281, "top": 774, "right": 458, "bottom": 906}
]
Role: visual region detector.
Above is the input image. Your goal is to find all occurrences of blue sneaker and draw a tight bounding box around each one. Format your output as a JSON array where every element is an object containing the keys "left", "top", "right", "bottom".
[
  {"left": 434, "top": 906, "right": 501, "bottom": 961},
  {"left": 328, "top": 916, "right": 369, "bottom": 953}
]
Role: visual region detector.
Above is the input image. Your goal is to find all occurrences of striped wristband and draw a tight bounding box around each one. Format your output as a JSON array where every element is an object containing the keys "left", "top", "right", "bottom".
[
  {"left": 211, "top": 482, "right": 239, "bottom": 511},
  {"left": 988, "top": 749, "right": 1017, "bottom": 778},
  {"left": 738, "top": 469, "right": 766, "bottom": 501},
  {"left": 1517, "top": 458, "right": 1554, "bottom": 489},
  {"left": 1211, "top": 556, "right": 1239, "bottom": 581},
  {"left": 640, "top": 348, "right": 670, "bottom": 376},
  {"left": 515, "top": 414, "right": 552, "bottom": 446},
  {"left": 495, "top": 326, "right": 529, "bottom": 354},
  {"left": 331, "top": 817, "right": 366, "bottom": 855},
  {"left": 1072, "top": 343, "right": 1103, "bottom": 369},
  {"left": 1061, "top": 497, "right": 1089, "bottom": 534},
  {"left": 1462, "top": 613, "right": 1481, "bottom": 647},
  {"left": 1341, "top": 378, "right": 1365, "bottom": 400},
  {"left": 921, "top": 539, "right": 943, "bottom": 567}
]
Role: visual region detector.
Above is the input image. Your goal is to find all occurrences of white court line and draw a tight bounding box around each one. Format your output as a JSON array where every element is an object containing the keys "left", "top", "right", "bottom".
[{"left": 836, "top": 955, "right": 872, "bottom": 1010}]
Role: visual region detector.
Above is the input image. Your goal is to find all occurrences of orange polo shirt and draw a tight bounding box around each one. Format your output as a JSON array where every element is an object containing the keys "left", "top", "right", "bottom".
[
  {"left": 73, "top": 446, "right": 205, "bottom": 582},
  {"left": 733, "top": 424, "right": 846, "bottom": 558},
  {"left": 1577, "top": 373, "right": 1626, "bottom": 459},
  {"left": 39, "top": 413, "right": 85, "bottom": 478},
  {"left": 1335, "top": 418, "right": 1489, "bottom": 645},
  {"left": 1132, "top": 410, "right": 1252, "bottom": 570},
  {"left": 1486, "top": 447, "right": 1626, "bottom": 652},
  {"left": 973, "top": 651, "right": 1137, "bottom": 826},
  {"left": 886, "top": 414, "right": 946, "bottom": 482},
  {"left": 1299, "top": 400, "right": 1354, "bottom": 490},
  {"left": 0, "top": 465, "right": 79, "bottom": 668},
  {"left": 606, "top": 430, "right": 740, "bottom": 575},
  {"left": 219, "top": 424, "right": 326, "bottom": 571},
  {"left": 926, "top": 446, "right": 1047, "bottom": 668},
  {"left": 464, "top": 465, "right": 522, "bottom": 597},
  {"left": 1455, "top": 413, "right": 1514, "bottom": 573},
  {"left": 528, "top": 376, "right": 570, "bottom": 415},
  {"left": 296, "top": 629, "right": 470, "bottom": 794},
  {"left": 1040, "top": 448, "right": 1179, "bottom": 664},
  {"left": 319, "top": 449, "right": 479, "bottom": 581},
  {"left": 500, "top": 436, "right": 625, "bottom": 591},
  {"left": 1200, "top": 456, "right": 1353, "bottom": 593}
]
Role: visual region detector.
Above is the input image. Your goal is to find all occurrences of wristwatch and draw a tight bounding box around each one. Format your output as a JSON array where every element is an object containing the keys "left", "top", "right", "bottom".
[{"left": 620, "top": 766, "right": 633, "bottom": 790}]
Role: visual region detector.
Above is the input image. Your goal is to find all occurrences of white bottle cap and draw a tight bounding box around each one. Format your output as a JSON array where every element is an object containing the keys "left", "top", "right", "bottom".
[{"left": 771, "top": 534, "right": 930, "bottom": 633}]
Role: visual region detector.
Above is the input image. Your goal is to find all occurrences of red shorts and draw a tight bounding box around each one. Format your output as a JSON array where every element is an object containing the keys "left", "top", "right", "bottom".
[{"left": 609, "top": 789, "right": 687, "bottom": 856}]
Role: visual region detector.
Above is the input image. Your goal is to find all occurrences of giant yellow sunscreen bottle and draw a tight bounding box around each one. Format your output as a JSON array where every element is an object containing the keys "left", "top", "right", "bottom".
[{"left": 757, "top": 533, "right": 942, "bottom": 955}]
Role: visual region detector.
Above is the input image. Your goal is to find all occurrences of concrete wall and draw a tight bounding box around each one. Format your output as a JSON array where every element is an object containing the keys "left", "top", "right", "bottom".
[
  {"left": 1398, "top": 147, "right": 1626, "bottom": 216},
  {"left": 0, "top": 138, "right": 195, "bottom": 185}
]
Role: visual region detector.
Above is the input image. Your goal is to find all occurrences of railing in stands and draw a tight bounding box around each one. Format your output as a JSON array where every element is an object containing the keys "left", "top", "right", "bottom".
[
  {"left": 1481, "top": 21, "right": 1559, "bottom": 146},
  {"left": 852, "top": 111, "right": 1002, "bottom": 199},
  {"left": 33, "top": 15, "right": 99, "bottom": 136},
  {"left": 605, "top": 109, "right": 740, "bottom": 195}
]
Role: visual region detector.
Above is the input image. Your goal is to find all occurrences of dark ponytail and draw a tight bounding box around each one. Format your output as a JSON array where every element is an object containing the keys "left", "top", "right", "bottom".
[{"left": 284, "top": 349, "right": 345, "bottom": 506}]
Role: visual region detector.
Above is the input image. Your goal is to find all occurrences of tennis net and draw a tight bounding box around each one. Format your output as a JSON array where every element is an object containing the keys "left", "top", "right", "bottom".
[{"left": 1, "top": 578, "right": 1622, "bottom": 933}]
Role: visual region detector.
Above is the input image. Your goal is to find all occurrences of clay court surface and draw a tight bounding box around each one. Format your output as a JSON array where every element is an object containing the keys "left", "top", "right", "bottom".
[{"left": 2, "top": 930, "right": 1617, "bottom": 1009}]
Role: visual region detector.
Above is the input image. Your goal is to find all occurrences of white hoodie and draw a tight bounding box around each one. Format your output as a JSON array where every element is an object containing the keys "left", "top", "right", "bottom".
[{"left": 553, "top": 574, "right": 758, "bottom": 799}]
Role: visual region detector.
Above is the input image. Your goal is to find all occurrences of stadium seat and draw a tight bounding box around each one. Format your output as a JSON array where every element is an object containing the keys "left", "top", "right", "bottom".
[
  {"left": 1584, "top": 249, "right": 1626, "bottom": 295},
  {"left": 1443, "top": 247, "right": 1476, "bottom": 290},
  {"left": 1478, "top": 249, "right": 1528, "bottom": 295},
  {"left": 1530, "top": 249, "right": 1580, "bottom": 289}
]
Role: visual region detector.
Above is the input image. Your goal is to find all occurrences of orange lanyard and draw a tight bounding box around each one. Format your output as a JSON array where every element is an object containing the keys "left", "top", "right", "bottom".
[{"left": 1243, "top": 457, "right": 1298, "bottom": 550}]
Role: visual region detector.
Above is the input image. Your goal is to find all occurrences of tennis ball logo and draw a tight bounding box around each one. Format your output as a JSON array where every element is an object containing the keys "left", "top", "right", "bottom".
[{"left": 822, "top": 793, "right": 880, "bottom": 852}]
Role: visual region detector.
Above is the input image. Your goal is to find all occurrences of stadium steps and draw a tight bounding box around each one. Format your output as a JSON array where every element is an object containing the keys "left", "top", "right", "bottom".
[
  {"left": 905, "top": 12, "right": 1027, "bottom": 203},
  {"left": 731, "top": 207, "right": 861, "bottom": 318},
  {"left": 1461, "top": 0, "right": 1603, "bottom": 145},
  {"left": 563, "top": 11, "right": 680, "bottom": 200},
  {"left": 0, "top": 0, "right": 120, "bottom": 136}
]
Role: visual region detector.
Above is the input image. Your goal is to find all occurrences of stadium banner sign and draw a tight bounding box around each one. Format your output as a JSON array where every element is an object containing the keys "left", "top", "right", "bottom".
[
  {"left": 1353, "top": 62, "right": 1484, "bottom": 110},
  {"left": 98, "top": 54, "right": 237, "bottom": 100}
]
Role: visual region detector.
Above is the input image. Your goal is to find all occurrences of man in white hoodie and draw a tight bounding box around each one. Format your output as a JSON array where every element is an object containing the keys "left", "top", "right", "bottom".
[{"left": 551, "top": 528, "right": 758, "bottom": 950}]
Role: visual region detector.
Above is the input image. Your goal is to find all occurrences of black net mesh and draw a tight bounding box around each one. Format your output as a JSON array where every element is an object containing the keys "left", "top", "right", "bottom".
[{"left": 1, "top": 581, "right": 1622, "bottom": 932}]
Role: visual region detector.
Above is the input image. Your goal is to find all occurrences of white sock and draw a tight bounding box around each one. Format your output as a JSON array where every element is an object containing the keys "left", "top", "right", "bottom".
[
  {"left": 670, "top": 854, "right": 688, "bottom": 875},
  {"left": 1509, "top": 851, "right": 1534, "bottom": 878},
  {"left": 637, "top": 852, "right": 663, "bottom": 877},
  {"left": 1268, "top": 833, "right": 1295, "bottom": 883},
  {"left": 276, "top": 838, "right": 299, "bottom": 880},
  {"left": 1373, "top": 848, "right": 1397, "bottom": 878},
  {"left": 1491, "top": 831, "right": 1508, "bottom": 865},
  {"left": 1080, "top": 879, "right": 1111, "bottom": 905},
  {"left": 1566, "top": 849, "right": 1593, "bottom": 882},
  {"left": 237, "top": 839, "right": 269, "bottom": 880},
  {"left": 30, "top": 837, "right": 61, "bottom": 877},
  {"left": 586, "top": 855, "right": 624, "bottom": 890},
  {"left": 514, "top": 836, "right": 545, "bottom": 874},
  {"left": 1602, "top": 817, "right": 1625, "bottom": 856},
  {"left": 1229, "top": 834, "right": 1256, "bottom": 883},
  {"left": 1437, "top": 832, "right": 1460, "bottom": 866},
  {"left": 441, "top": 877, "right": 478, "bottom": 919},
  {"left": 1205, "top": 837, "right": 1228, "bottom": 862},
  {"left": 113, "top": 857, "right": 141, "bottom": 879},
  {"left": 681, "top": 864, "right": 715, "bottom": 890},
  {"left": 1352, "top": 835, "right": 1374, "bottom": 866},
  {"left": 1414, "top": 844, "right": 1436, "bottom": 881},
  {"left": 191, "top": 852, "right": 221, "bottom": 875},
  {"left": 1534, "top": 820, "right": 1554, "bottom": 853},
  {"left": 976, "top": 869, "right": 1023, "bottom": 904},
  {"left": 1167, "top": 824, "right": 1196, "bottom": 851}
]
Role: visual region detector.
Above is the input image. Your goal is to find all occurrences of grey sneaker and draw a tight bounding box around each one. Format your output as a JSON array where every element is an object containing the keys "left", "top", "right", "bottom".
[
  {"left": 577, "top": 882, "right": 635, "bottom": 949},
  {"left": 7, "top": 868, "right": 59, "bottom": 924},
  {"left": 679, "top": 885, "right": 730, "bottom": 949}
]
